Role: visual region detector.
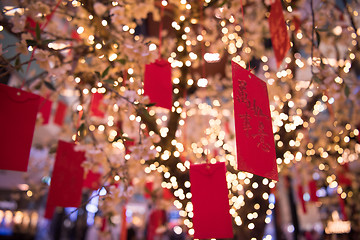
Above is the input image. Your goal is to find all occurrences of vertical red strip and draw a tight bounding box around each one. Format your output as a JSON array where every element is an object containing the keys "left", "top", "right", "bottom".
[
  {"left": 120, "top": 206, "right": 127, "bottom": 240},
  {"left": 309, "top": 180, "right": 318, "bottom": 202},
  {"left": 338, "top": 194, "right": 348, "bottom": 220},
  {"left": 297, "top": 185, "right": 306, "bottom": 213}
]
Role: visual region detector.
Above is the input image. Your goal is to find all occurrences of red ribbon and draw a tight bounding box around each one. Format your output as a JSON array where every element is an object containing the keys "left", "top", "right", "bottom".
[
  {"left": 23, "top": 0, "right": 63, "bottom": 87},
  {"left": 199, "top": 0, "right": 206, "bottom": 78},
  {"left": 158, "top": 3, "right": 165, "bottom": 58}
]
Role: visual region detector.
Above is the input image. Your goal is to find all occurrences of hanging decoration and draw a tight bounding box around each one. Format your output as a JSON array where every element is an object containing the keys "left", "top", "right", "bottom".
[
  {"left": 45, "top": 140, "right": 85, "bottom": 219},
  {"left": 90, "top": 92, "right": 105, "bottom": 118},
  {"left": 269, "top": 0, "right": 291, "bottom": 68},
  {"left": 231, "top": 61, "right": 278, "bottom": 181},
  {"left": 83, "top": 170, "right": 101, "bottom": 191},
  {"left": 309, "top": 180, "right": 318, "bottom": 202},
  {"left": 38, "top": 98, "right": 52, "bottom": 125},
  {"left": 143, "top": 59, "right": 173, "bottom": 110},
  {"left": 54, "top": 101, "right": 67, "bottom": 126},
  {"left": 0, "top": 84, "right": 40, "bottom": 172},
  {"left": 189, "top": 162, "right": 233, "bottom": 239}
]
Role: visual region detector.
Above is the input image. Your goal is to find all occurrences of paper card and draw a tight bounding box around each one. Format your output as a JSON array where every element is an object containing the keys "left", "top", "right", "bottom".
[
  {"left": 309, "top": 180, "right": 318, "bottom": 202},
  {"left": 269, "top": 0, "right": 291, "bottom": 68},
  {"left": 90, "top": 92, "right": 105, "bottom": 118},
  {"left": 144, "top": 59, "right": 172, "bottom": 110},
  {"left": 54, "top": 101, "right": 67, "bottom": 126},
  {"left": 124, "top": 140, "right": 134, "bottom": 155},
  {"left": 147, "top": 209, "right": 167, "bottom": 240},
  {"left": 144, "top": 181, "right": 153, "bottom": 199},
  {"left": 338, "top": 195, "right": 348, "bottom": 220},
  {"left": 44, "top": 140, "right": 85, "bottom": 219},
  {"left": 38, "top": 98, "right": 52, "bottom": 125},
  {"left": 232, "top": 61, "right": 278, "bottom": 181},
  {"left": 120, "top": 206, "right": 127, "bottom": 240},
  {"left": 0, "top": 84, "right": 40, "bottom": 172},
  {"left": 162, "top": 187, "right": 174, "bottom": 200},
  {"left": 189, "top": 162, "right": 233, "bottom": 239},
  {"left": 297, "top": 185, "right": 306, "bottom": 213},
  {"left": 83, "top": 170, "right": 101, "bottom": 190}
]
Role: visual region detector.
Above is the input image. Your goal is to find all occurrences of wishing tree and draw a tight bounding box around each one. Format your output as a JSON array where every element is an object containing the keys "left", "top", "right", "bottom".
[{"left": 0, "top": 0, "right": 360, "bottom": 239}]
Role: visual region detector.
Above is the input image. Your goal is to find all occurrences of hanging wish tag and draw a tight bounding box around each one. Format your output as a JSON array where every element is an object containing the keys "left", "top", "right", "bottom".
[
  {"left": 232, "top": 61, "right": 278, "bottom": 181},
  {"left": 38, "top": 98, "right": 52, "bottom": 125},
  {"left": 0, "top": 84, "right": 40, "bottom": 172},
  {"left": 90, "top": 92, "right": 105, "bottom": 118},
  {"left": 269, "top": 0, "right": 291, "bottom": 68},
  {"left": 54, "top": 101, "right": 67, "bottom": 126},
  {"left": 45, "top": 140, "right": 85, "bottom": 219},
  {"left": 190, "top": 162, "right": 233, "bottom": 239},
  {"left": 144, "top": 59, "right": 172, "bottom": 110}
]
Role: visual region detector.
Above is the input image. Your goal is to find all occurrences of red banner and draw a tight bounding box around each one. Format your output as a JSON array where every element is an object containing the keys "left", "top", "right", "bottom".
[{"left": 232, "top": 61, "right": 278, "bottom": 181}]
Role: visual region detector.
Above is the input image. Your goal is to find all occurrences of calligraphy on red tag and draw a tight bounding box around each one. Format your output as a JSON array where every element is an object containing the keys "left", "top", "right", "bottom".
[
  {"left": 269, "top": 0, "right": 290, "bottom": 68},
  {"left": 45, "top": 140, "right": 85, "bottom": 219},
  {"left": 144, "top": 59, "right": 172, "bottom": 110},
  {"left": 232, "top": 61, "right": 278, "bottom": 181},
  {"left": 190, "top": 162, "right": 233, "bottom": 239},
  {"left": 0, "top": 84, "right": 40, "bottom": 172}
]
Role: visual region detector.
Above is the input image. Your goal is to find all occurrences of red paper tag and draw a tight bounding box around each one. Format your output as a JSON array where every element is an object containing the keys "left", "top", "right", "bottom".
[
  {"left": 83, "top": 170, "right": 101, "bottom": 190},
  {"left": 297, "top": 185, "right": 307, "bottom": 213},
  {"left": 90, "top": 92, "right": 105, "bottom": 118},
  {"left": 0, "top": 84, "right": 40, "bottom": 172},
  {"left": 232, "top": 61, "right": 278, "bottom": 181},
  {"left": 45, "top": 140, "right": 85, "bottom": 219},
  {"left": 190, "top": 162, "right": 233, "bottom": 239},
  {"left": 147, "top": 209, "right": 167, "bottom": 240},
  {"left": 120, "top": 206, "right": 127, "bottom": 240},
  {"left": 54, "top": 101, "right": 67, "bottom": 126},
  {"left": 144, "top": 59, "right": 172, "bottom": 110},
  {"left": 144, "top": 181, "right": 153, "bottom": 199},
  {"left": 269, "top": 0, "right": 290, "bottom": 68},
  {"left": 162, "top": 187, "right": 174, "bottom": 200},
  {"left": 309, "top": 180, "right": 318, "bottom": 202},
  {"left": 38, "top": 98, "right": 52, "bottom": 125},
  {"left": 338, "top": 194, "right": 348, "bottom": 220}
]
